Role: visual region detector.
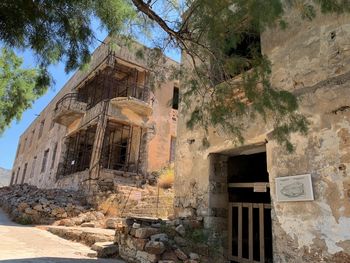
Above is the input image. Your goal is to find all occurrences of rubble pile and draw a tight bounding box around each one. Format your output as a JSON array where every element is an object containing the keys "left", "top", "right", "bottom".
[
  {"left": 115, "top": 217, "right": 211, "bottom": 263},
  {"left": 0, "top": 184, "right": 90, "bottom": 224},
  {"left": 55, "top": 210, "right": 106, "bottom": 228}
]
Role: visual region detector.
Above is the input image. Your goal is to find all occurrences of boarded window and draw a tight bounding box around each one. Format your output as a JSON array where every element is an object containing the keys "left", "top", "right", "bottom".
[
  {"left": 41, "top": 149, "right": 49, "bottom": 173},
  {"left": 21, "top": 163, "right": 28, "bottom": 184},
  {"left": 38, "top": 119, "right": 45, "bottom": 139},
  {"left": 29, "top": 129, "right": 35, "bottom": 147},
  {"left": 15, "top": 167, "right": 21, "bottom": 184},
  {"left": 22, "top": 138, "right": 27, "bottom": 153},
  {"left": 169, "top": 136, "right": 176, "bottom": 163},
  {"left": 51, "top": 143, "right": 58, "bottom": 169},
  {"left": 30, "top": 156, "right": 37, "bottom": 178},
  {"left": 10, "top": 172, "right": 15, "bottom": 185},
  {"left": 172, "top": 87, "right": 179, "bottom": 110}
]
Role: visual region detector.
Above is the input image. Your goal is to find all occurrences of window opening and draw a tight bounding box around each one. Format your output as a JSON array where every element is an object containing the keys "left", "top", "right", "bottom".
[
  {"left": 51, "top": 143, "right": 58, "bottom": 169},
  {"left": 172, "top": 87, "right": 179, "bottom": 110},
  {"left": 58, "top": 125, "right": 96, "bottom": 176},
  {"left": 41, "top": 149, "right": 49, "bottom": 173},
  {"left": 30, "top": 156, "right": 37, "bottom": 178},
  {"left": 101, "top": 121, "right": 143, "bottom": 174},
  {"left": 169, "top": 136, "right": 176, "bottom": 163},
  {"left": 21, "top": 163, "right": 28, "bottom": 184},
  {"left": 38, "top": 119, "right": 45, "bottom": 139}
]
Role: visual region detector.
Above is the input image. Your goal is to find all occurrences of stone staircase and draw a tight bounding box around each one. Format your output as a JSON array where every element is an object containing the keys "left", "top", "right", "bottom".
[
  {"left": 100, "top": 184, "right": 174, "bottom": 219},
  {"left": 116, "top": 185, "right": 174, "bottom": 218}
]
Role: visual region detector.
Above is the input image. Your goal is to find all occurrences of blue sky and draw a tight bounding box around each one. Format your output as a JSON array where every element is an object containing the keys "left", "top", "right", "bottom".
[{"left": 0, "top": 20, "right": 180, "bottom": 170}]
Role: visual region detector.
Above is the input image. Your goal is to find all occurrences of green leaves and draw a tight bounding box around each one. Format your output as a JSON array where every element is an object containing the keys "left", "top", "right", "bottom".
[
  {"left": 0, "top": 48, "right": 46, "bottom": 134},
  {"left": 0, "top": 0, "right": 138, "bottom": 133},
  {"left": 313, "top": 0, "right": 350, "bottom": 14},
  {"left": 179, "top": 0, "right": 317, "bottom": 151},
  {"left": 0, "top": 0, "right": 138, "bottom": 75}
]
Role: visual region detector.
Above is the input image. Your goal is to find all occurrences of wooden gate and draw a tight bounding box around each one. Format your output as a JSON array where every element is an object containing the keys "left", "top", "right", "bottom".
[{"left": 228, "top": 202, "right": 272, "bottom": 263}]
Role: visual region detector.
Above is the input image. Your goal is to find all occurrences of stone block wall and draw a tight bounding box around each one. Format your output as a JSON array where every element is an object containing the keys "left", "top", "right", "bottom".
[
  {"left": 95, "top": 184, "right": 174, "bottom": 220},
  {"left": 115, "top": 217, "right": 211, "bottom": 263}
]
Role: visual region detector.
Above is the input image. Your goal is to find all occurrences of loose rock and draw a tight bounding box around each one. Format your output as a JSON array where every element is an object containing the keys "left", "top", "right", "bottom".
[{"left": 144, "top": 241, "right": 166, "bottom": 255}]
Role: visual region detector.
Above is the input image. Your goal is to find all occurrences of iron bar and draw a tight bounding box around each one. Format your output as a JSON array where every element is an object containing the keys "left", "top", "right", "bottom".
[{"left": 136, "top": 127, "right": 143, "bottom": 174}]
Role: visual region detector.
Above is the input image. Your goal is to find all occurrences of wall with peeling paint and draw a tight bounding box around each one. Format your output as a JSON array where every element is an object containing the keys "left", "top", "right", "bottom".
[{"left": 175, "top": 10, "right": 350, "bottom": 262}]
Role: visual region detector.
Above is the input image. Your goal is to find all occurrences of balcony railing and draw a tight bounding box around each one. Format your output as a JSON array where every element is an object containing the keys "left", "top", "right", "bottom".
[
  {"left": 55, "top": 93, "right": 86, "bottom": 112},
  {"left": 110, "top": 86, "right": 153, "bottom": 117},
  {"left": 53, "top": 93, "right": 87, "bottom": 126},
  {"left": 115, "top": 84, "right": 151, "bottom": 103},
  {"left": 84, "top": 83, "right": 151, "bottom": 110}
]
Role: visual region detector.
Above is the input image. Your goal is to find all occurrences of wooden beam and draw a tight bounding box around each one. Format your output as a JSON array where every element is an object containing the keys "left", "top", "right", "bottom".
[
  {"left": 228, "top": 182, "right": 270, "bottom": 188},
  {"left": 238, "top": 203, "right": 243, "bottom": 259},
  {"left": 248, "top": 203, "right": 253, "bottom": 261},
  {"left": 228, "top": 204, "right": 233, "bottom": 259},
  {"left": 259, "top": 204, "right": 265, "bottom": 263}
]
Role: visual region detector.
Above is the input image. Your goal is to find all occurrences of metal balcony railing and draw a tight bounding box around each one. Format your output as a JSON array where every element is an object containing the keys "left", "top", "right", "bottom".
[
  {"left": 88, "top": 83, "right": 151, "bottom": 110},
  {"left": 55, "top": 93, "right": 87, "bottom": 113},
  {"left": 115, "top": 84, "right": 151, "bottom": 102}
]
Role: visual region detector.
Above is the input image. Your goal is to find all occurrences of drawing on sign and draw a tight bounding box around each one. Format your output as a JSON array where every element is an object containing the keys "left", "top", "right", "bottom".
[
  {"left": 280, "top": 182, "right": 305, "bottom": 198},
  {"left": 275, "top": 174, "right": 314, "bottom": 202}
]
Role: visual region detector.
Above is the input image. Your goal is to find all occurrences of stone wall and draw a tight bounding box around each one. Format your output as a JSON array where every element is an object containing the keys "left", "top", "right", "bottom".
[
  {"left": 95, "top": 184, "right": 174, "bottom": 220},
  {"left": 175, "top": 10, "right": 350, "bottom": 262},
  {"left": 0, "top": 184, "right": 89, "bottom": 225},
  {"left": 114, "top": 217, "right": 210, "bottom": 263},
  {"left": 54, "top": 168, "right": 175, "bottom": 219}
]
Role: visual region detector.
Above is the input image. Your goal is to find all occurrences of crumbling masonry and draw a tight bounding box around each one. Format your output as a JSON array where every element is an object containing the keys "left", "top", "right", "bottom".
[{"left": 175, "top": 10, "right": 350, "bottom": 263}]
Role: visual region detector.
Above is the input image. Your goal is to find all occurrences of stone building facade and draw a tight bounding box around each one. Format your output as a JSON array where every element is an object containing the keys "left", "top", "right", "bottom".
[
  {"left": 10, "top": 39, "right": 179, "bottom": 193},
  {"left": 175, "top": 9, "right": 350, "bottom": 263}
]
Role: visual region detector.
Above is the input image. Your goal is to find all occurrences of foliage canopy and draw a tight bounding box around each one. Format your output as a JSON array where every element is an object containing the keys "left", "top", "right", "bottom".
[
  {"left": 1, "top": 0, "right": 350, "bottom": 149},
  {"left": 0, "top": 48, "right": 42, "bottom": 134}
]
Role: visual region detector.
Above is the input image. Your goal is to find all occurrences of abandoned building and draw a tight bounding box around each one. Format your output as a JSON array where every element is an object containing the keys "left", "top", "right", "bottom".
[
  {"left": 7, "top": 5, "right": 350, "bottom": 263},
  {"left": 175, "top": 9, "right": 350, "bottom": 263},
  {"left": 10, "top": 39, "right": 179, "bottom": 193}
]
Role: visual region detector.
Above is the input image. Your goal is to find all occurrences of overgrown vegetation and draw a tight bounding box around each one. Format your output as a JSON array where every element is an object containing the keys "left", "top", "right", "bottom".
[
  {"left": 157, "top": 166, "right": 175, "bottom": 189},
  {"left": 1, "top": 0, "right": 349, "bottom": 148},
  {"left": 15, "top": 214, "right": 33, "bottom": 225}
]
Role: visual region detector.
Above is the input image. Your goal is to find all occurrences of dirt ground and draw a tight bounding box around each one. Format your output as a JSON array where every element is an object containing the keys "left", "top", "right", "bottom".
[{"left": 0, "top": 208, "right": 124, "bottom": 263}]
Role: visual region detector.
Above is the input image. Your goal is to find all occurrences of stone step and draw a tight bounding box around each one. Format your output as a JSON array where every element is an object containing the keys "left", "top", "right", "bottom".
[
  {"left": 43, "top": 225, "right": 115, "bottom": 246},
  {"left": 91, "top": 241, "right": 118, "bottom": 258}
]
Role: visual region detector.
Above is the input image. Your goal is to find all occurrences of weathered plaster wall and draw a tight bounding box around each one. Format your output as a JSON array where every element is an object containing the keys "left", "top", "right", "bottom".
[
  {"left": 265, "top": 11, "right": 350, "bottom": 263},
  {"left": 175, "top": 10, "right": 350, "bottom": 262},
  {"left": 147, "top": 80, "right": 178, "bottom": 172}
]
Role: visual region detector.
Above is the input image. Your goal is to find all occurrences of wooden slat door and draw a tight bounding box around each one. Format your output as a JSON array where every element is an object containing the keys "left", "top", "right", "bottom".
[{"left": 228, "top": 202, "right": 271, "bottom": 263}]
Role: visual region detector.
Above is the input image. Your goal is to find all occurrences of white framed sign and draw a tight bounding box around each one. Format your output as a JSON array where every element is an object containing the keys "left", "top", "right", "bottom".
[
  {"left": 130, "top": 191, "right": 142, "bottom": 201},
  {"left": 275, "top": 174, "right": 314, "bottom": 202}
]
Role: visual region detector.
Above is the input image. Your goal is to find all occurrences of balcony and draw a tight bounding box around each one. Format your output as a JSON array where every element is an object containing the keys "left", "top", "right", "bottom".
[
  {"left": 53, "top": 93, "right": 87, "bottom": 126},
  {"left": 110, "top": 85, "right": 152, "bottom": 116}
]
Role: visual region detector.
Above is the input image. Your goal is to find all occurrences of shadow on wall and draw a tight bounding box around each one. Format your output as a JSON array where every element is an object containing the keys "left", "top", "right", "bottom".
[{"left": 0, "top": 258, "right": 122, "bottom": 263}]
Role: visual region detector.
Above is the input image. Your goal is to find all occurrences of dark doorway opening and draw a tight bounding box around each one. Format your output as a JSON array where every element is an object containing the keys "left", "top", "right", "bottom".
[{"left": 228, "top": 151, "right": 273, "bottom": 263}]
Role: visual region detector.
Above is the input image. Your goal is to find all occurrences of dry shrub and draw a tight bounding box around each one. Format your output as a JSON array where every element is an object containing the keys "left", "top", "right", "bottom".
[
  {"left": 98, "top": 194, "right": 120, "bottom": 217},
  {"left": 158, "top": 167, "right": 174, "bottom": 189}
]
